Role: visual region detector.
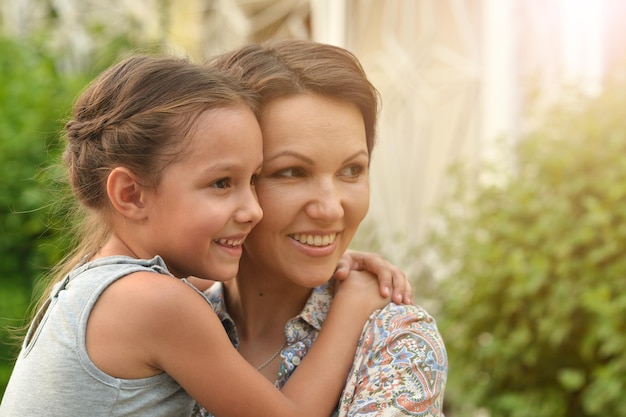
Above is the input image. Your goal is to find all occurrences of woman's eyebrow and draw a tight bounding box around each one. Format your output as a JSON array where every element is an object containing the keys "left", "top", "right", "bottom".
[
  {"left": 342, "top": 150, "right": 369, "bottom": 164},
  {"left": 264, "top": 150, "right": 314, "bottom": 165}
]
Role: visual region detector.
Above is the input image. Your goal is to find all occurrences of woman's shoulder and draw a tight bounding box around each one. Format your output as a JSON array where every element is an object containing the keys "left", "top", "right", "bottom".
[
  {"left": 374, "top": 302, "right": 439, "bottom": 326},
  {"left": 366, "top": 302, "right": 446, "bottom": 351},
  {"left": 341, "top": 302, "right": 448, "bottom": 415}
]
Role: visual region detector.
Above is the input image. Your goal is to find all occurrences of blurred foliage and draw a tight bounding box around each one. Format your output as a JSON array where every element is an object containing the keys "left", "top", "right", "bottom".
[
  {"left": 0, "top": 34, "right": 137, "bottom": 396},
  {"left": 1, "top": 35, "right": 76, "bottom": 393},
  {"left": 423, "top": 74, "right": 626, "bottom": 416}
]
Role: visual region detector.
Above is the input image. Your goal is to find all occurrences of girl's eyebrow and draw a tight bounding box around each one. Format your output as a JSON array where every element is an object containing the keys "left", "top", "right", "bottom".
[{"left": 198, "top": 162, "right": 236, "bottom": 173}]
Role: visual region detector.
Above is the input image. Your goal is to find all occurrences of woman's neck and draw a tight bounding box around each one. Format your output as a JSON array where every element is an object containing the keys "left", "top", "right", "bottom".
[
  {"left": 222, "top": 256, "right": 317, "bottom": 381},
  {"left": 224, "top": 261, "right": 312, "bottom": 341}
]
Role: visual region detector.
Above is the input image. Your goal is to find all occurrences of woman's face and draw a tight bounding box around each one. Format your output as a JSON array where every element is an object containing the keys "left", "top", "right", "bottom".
[{"left": 241, "top": 92, "right": 370, "bottom": 288}]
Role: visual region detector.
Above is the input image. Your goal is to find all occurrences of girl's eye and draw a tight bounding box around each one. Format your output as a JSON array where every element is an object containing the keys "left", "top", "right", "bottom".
[
  {"left": 211, "top": 178, "right": 231, "bottom": 189},
  {"left": 339, "top": 164, "right": 366, "bottom": 178}
]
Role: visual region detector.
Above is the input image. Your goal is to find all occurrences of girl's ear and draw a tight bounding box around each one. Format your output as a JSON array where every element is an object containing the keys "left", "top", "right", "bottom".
[{"left": 106, "top": 167, "right": 149, "bottom": 219}]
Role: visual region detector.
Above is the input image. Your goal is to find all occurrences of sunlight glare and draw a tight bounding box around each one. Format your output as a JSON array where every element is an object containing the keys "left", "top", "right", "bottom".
[{"left": 559, "top": 0, "right": 607, "bottom": 95}]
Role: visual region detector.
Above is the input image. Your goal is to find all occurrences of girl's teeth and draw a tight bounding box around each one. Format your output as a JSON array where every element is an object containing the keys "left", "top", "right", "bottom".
[{"left": 216, "top": 238, "right": 244, "bottom": 247}]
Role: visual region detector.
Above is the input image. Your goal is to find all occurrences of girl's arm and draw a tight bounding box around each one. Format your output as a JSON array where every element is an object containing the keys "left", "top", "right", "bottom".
[
  {"left": 276, "top": 269, "right": 386, "bottom": 414},
  {"left": 334, "top": 249, "right": 414, "bottom": 305},
  {"left": 98, "top": 269, "right": 388, "bottom": 417}
]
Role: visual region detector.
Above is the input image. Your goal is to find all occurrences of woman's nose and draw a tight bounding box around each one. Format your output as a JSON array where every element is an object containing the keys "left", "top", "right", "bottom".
[{"left": 305, "top": 180, "right": 344, "bottom": 222}]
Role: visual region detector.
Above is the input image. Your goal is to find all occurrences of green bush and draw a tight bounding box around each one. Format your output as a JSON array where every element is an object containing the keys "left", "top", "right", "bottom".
[
  {"left": 0, "top": 36, "right": 91, "bottom": 395},
  {"left": 425, "top": 78, "right": 626, "bottom": 417}
]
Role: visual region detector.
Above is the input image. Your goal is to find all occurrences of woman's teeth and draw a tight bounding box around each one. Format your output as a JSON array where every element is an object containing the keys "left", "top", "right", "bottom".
[{"left": 290, "top": 233, "right": 337, "bottom": 247}]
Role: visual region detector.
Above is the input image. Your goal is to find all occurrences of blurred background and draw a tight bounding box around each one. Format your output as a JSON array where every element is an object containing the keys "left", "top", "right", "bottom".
[{"left": 1, "top": 1, "right": 626, "bottom": 416}]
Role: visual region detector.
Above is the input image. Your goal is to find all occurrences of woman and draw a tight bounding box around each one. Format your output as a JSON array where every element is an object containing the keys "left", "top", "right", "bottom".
[{"left": 195, "top": 39, "right": 447, "bottom": 416}]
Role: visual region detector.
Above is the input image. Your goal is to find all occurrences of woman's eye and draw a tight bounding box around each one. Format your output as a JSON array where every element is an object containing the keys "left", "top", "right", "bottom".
[
  {"left": 339, "top": 164, "right": 365, "bottom": 178},
  {"left": 275, "top": 167, "right": 303, "bottom": 178},
  {"left": 211, "top": 178, "right": 231, "bottom": 189}
]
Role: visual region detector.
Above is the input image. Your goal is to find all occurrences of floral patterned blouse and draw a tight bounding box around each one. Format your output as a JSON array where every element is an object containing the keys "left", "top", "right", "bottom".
[{"left": 192, "top": 280, "right": 447, "bottom": 417}]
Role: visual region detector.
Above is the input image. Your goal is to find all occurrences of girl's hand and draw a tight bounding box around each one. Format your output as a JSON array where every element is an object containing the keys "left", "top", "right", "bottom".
[
  {"left": 333, "top": 250, "right": 413, "bottom": 305},
  {"left": 333, "top": 269, "right": 391, "bottom": 314}
]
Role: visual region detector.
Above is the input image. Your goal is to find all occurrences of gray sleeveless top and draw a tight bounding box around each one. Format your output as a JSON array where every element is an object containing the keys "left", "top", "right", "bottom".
[{"left": 0, "top": 256, "right": 200, "bottom": 417}]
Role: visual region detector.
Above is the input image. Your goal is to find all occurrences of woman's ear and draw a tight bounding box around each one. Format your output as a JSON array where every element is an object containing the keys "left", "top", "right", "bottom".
[{"left": 106, "top": 167, "right": 149, "bottom": 219}]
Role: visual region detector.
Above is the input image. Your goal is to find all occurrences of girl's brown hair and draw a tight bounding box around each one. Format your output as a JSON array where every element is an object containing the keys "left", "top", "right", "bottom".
[{"left": 209, "top": 39, "right": 380, "bottom": 156}]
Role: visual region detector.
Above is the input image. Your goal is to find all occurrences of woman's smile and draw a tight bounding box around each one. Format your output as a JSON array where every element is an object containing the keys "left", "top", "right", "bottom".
[{"left": 289, "top": 233, "right": 338, "bottom": 247}]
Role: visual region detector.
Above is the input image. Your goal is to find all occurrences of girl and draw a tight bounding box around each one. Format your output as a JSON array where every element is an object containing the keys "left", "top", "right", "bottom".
[{"left": 0, "top": 54, "right": 395, "bottom": 417}]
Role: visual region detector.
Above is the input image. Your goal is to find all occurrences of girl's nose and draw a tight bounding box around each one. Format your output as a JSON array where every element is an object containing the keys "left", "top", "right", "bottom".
[{"left": 236, "top": 187, "right": 263, "bottom": 225}]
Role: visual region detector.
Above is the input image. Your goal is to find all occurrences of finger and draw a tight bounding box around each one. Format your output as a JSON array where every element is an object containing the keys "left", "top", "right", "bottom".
[
  {"left": 342, "top": 249, "right": 365, "bottom": 270},
  {"left": 403, "top": 279, "right": 414, "bottom": 305},
  {"left": 376, "top": 271, "right": 392, "bottom": 299},
  {"left": 356, "top": 253, "right": 392, "bottom": 298},
  {"left": 353, "top": 252, "right": 395, "bottom": 299},
  {"left": 345, "top": 250, "right": 381, "bottom": 269},
  {"left": 391, "top": 272, "right": 406, "bottom": 304},
  {"left": 333, "top": 257, "right": 352, "bottom": 280}
]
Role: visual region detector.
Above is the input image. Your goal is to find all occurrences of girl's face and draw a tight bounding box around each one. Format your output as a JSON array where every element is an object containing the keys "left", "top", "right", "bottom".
[
  {"left": 242, "top": 93, "right": 370, "bottom": 288},
  {"left": 144, "top": 106, "right": 263, "bottom": 281}
]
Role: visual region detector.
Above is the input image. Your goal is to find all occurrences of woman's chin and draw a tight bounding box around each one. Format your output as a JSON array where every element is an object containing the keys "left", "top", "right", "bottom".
[{"left": 289, "top": 267, "right": 336, "bottom": 289}]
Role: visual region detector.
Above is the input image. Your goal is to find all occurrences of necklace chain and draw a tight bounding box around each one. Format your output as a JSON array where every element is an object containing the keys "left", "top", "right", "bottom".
[{"left": 256, "top": 340, "right": 288, "bottom": 371}]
